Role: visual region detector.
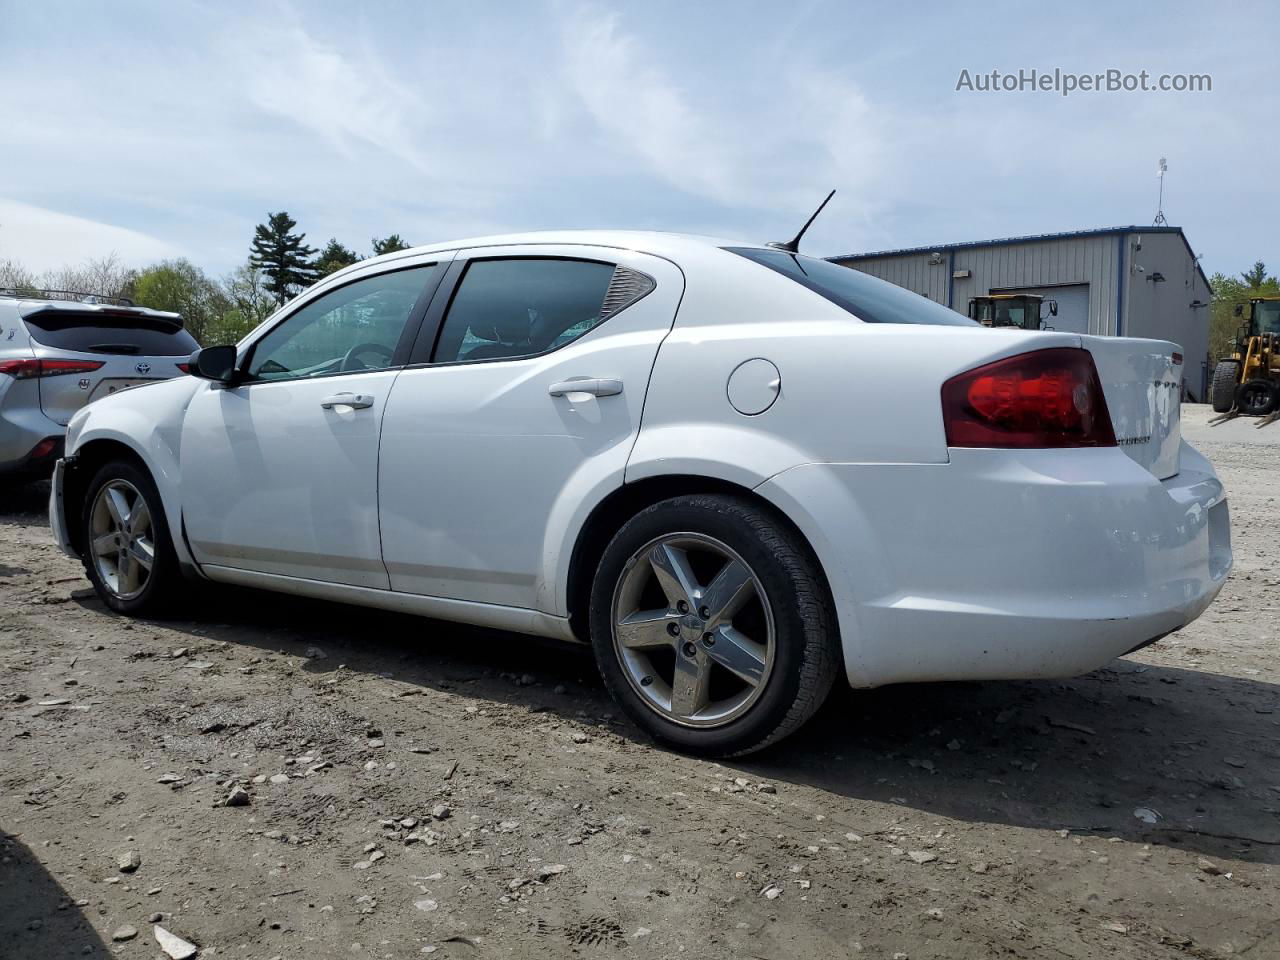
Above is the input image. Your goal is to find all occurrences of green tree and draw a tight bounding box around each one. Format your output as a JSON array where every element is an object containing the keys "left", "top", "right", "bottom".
[
  {"left": 1240, "top": 261, "right": 1270, "bottom": 288},
  {"left": 133, "top": 259, "right": 229, "bottom": 344},
  {"left": 206, "top": 263, "right": 276, "bottom": 345},
  {"left": 371, "top": 234, "right": 410, "bottom": 256},
  {"left": 249, "top": 211, "right": 318, "bottom": 305},
  {"left": 315, "top": 238, "right": 361, "bottom": 277}
]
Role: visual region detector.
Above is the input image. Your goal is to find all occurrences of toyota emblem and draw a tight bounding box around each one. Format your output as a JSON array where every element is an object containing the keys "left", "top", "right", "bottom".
[{"left": 135, "top": 362, "right": 151, "bottom": 375}]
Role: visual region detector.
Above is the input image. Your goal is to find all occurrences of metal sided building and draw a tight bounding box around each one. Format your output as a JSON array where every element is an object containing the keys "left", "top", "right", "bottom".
[{"left": 829, "top": 226, "right": 1214, "bottom": 399}]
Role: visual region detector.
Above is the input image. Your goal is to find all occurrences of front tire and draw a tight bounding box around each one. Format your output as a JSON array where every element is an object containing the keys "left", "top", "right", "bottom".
[
  {"left": 1211, "top": 361, "right": 1240, "bottom": 412},
  {"left": 80, "top": 459, "right": 180, "bottom": 615},
  {"left": 589, "top": 494, "right": 840, "bottom": 757}
]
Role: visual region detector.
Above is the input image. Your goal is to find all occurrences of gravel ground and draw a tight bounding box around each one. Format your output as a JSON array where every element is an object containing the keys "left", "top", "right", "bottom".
[{"left": 1, "top": 404, "right": 1277, "bottom": 960}]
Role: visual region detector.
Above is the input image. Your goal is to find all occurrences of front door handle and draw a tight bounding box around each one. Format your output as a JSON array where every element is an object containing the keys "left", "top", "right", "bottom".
[
  {"left": 548, "top": 378, "right": 623, "bottom": 398},
  {"left": 320, "top": 392, "right": 375, "bottom": 410}
]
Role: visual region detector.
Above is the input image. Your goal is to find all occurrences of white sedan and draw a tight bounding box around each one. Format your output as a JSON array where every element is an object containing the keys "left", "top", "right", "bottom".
[{"left": 49, "top": 232, "right": 1231, "bottom": 756}]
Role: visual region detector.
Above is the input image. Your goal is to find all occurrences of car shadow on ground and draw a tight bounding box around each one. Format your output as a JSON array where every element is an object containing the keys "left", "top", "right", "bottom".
[
  {"left": 0, "top": 831, "right": 112, "bottom": 959},
  {"left": 61, "top": 573, "right": 1279, "bottom": 868}
]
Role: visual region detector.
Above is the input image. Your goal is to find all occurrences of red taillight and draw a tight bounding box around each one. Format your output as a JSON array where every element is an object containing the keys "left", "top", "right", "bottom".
[
  {"left": 0, "top": 358, "right": 105, "bottom": 379},
  {"left": 176, "top": 363, "right": 191, "bottom": 374},
  {"left": 941, "top": 347, "right": 1116, "bottom": 449}
]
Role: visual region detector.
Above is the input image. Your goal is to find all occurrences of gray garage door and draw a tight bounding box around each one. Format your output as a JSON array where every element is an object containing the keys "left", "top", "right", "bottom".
[{"left": 992, "top": 284, "right": 1091, "bottom": 334}]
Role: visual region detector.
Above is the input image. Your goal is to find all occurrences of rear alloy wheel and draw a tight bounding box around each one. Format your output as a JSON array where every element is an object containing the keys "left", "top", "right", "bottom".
[
  {"left": 590, "top": 494, "right": 839, "bottom": 757},
  {"left": 613, "top": 533, "right": 775, "bottom": 727},
  {"left": 81, "top": 460, "right": 179, "bottom": 615},
  {"left": 1236, "top": 378, "right": 1279, "bottom": 416}
]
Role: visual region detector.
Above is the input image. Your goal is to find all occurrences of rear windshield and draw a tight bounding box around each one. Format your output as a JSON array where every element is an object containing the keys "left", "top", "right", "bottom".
[
  {"left": 725, "top": 247, "right": 978, "bottom": 326},
  {"left": 22, "top": 314, "right": 199, "bottom": 356}
]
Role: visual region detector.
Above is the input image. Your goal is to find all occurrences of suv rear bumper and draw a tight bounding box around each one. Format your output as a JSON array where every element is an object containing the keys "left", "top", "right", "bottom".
[
  {"left": 0, "top": 399, "right": 65, "bottom": 477},
  {"left": 757, "top": 441, "right": 1231, "bottom": 688}
]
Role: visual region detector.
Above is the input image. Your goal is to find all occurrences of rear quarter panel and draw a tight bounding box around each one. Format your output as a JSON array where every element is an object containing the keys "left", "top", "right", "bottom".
[{"left": 628, "top": 249, "right": 1085, "bottom": 482}]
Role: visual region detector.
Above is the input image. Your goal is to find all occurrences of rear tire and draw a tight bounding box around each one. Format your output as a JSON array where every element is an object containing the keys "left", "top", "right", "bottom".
[
  {"left": 589, "top": 494, "right": 840, "bottom": 757},
  {"left": 1211, "top": 361, "right": 1240, "bottom": 412},
  {"left": 1236, "top": 378, "right": 1279, "bottom": 417},
  {"left": 80, "top": 459, "right": 180, "bottom": 616}
]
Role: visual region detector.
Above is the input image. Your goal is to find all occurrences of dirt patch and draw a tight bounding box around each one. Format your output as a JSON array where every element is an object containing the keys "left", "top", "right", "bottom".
[{"left": 2, "top": 405, "right": 1278, "bottom": 958}]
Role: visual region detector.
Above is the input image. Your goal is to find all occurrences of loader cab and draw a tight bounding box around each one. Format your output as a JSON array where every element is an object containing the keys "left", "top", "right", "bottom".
[
  {"left": 1235, "top": 297, "right": 1280, "bottom": 337},
  {"left": 968, "top": 293, "right": 1057, "bottom": 331}
]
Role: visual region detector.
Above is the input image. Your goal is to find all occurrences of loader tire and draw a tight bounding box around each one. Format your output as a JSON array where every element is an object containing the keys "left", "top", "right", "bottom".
[
  {"left": 1211, "top": 361, "right": 1240, "bottom": 413},
  {"left": 1236, "top": 379, "right": 1279, "bottom": 417}
]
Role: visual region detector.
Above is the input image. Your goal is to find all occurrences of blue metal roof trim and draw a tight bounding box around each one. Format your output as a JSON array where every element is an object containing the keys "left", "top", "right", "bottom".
[{"left": 829, "top": 225, "right": 1212, "bottom": 294}]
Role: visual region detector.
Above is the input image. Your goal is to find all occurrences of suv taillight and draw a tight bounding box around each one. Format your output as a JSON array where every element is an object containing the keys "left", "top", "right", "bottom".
[
  {"left": 0, "top": 358, "right": 105, "bottom": 379},
  {"left": 941, "top": 347, "right": 1116, "bottom": 448}
]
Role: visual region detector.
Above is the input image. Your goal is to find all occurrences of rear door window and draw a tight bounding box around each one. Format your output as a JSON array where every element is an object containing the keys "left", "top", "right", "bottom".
[
  {"left": 725, "top": 247, "right": 978, "bottom": 326},
  {"left": 432, "top": 258, "right": 618, "bottom": 363},
  {"left": 23, "top": 314, "right": 199, "bottom": 356}
]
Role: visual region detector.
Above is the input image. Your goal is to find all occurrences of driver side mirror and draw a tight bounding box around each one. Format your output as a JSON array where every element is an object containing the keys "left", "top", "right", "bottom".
[
  {"left": 189, "top": 344, "right": 240, "bottom": 384},
  {"left": 1048, "top": 300, "right": 1058, "bottom": 317}
]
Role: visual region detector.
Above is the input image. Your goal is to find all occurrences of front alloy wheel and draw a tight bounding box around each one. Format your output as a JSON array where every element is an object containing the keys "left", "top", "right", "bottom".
[
  {"left": 81, "top": 459, "right": 179, "bottom": 615},
  {"left": 89, "top": 479, "right": 155, "bottom": 600}
]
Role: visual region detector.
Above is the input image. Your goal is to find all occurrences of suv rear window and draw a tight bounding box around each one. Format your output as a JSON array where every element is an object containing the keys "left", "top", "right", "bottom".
[
  {"left": 725, "top": 247, "right": 978, "bottom": 326},
  {"left": 22, "top": 313, "right": 199, "bottom": 356}
]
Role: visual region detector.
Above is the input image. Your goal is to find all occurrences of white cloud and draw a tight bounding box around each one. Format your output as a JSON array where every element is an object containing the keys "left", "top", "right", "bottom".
[{"left": 0, "top": 199, "right": 180, "bottom": 273}]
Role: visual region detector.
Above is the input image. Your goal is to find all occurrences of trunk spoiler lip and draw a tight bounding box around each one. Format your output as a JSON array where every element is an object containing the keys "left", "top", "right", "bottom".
[{"left": 17, "top": 300, "right": 184, "bottom": 327}]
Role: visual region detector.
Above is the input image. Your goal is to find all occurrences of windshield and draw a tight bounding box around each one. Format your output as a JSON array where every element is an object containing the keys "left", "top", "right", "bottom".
[
  {"left": 1255, "top": 300, "right": 1280, "bottom": 336},
  {"left": 725, "top": 248, "right": 978, "bottom": 326}
]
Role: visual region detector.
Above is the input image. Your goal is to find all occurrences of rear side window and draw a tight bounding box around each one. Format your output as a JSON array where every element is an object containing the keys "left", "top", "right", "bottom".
[
  {"left": 725, "top": 247, "right": 978, "bottom": 327},
  {"left": 22, "top": 314, "right": 199, "bottom": 356},
  {"left": 433, "top": 258, "right": 618, "bottom": 363}
]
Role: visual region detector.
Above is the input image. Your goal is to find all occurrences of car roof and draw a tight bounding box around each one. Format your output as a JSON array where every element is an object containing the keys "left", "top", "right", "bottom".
[{"left": 329, "top": 231, "right": 772, "bottom": 280}]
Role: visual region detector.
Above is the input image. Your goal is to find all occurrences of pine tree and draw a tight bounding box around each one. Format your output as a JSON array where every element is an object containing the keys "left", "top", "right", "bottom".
[
  {"left": 315, "top": 238, "right": 361, "bottom": 277},
  {"left": 249, "top": 212, "right": 318, "bottom": 305},
  {"left": 371, "top": 234, "right": 411, "bottom": 256},
  {"left": 1240, "top": 261, "right": 1270, "bottom": 289}
]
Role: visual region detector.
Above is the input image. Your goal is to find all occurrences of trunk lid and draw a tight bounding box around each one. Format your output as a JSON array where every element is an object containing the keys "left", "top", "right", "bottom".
[{"left": 1082, "top": 335, "right": 1182, "bottom": 479}]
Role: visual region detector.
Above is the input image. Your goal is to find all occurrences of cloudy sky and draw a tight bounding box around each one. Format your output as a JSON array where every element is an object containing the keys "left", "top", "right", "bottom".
[{"left": 0, "top": 0, "right": 1273, "bottom": 279}]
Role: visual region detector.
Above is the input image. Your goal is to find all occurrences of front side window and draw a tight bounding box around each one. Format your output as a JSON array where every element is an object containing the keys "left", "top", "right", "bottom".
[
  {"left": 246, "top": 266, "right": 434, "bottom": 381},
  {"left": 726, "top": 247, "right": 978, "bottom": 327},
  {"left": 433, "top": 258, "right": 617, "bottom": 363}
]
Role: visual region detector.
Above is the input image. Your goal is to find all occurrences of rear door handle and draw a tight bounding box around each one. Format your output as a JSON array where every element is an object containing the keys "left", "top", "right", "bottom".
[
  {"left": 320, "top": 392, "right": 375, "bottom": 410},
  {"left": 548, "top": 378, "right": 623, "bottom": 398}
]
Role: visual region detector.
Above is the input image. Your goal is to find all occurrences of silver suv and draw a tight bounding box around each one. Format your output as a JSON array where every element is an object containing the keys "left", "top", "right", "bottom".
[{"left": 0, "top": 290, "right": 197, "bottom": 481}]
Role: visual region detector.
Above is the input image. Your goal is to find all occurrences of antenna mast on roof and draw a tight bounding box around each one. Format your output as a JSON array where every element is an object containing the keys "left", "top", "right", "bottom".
[
  {"left": 1153, "top": 158, "right": 1168, "bottom": 226},
  {"left": 769, "top": 190, "right": 836, "bottom": 253}
]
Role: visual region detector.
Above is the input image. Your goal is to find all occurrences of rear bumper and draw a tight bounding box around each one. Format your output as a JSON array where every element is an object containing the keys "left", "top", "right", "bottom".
[
  {"left": 0, "top": 434, "right": 63, "bottom": 478},
  {"left": 757, "top": 441, "right": 1231, "bottom": 688},
  {"left": 0, "top": 401, "right": 65, "bottom": 477}
]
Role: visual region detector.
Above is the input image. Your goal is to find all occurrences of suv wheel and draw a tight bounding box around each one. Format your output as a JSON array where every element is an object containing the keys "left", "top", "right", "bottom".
[
  {"left": 81, "top": 460, "right": 179, "bottom": 615},
  {"left": 590, "top": 494, "right": 839, "bottom": 756}
]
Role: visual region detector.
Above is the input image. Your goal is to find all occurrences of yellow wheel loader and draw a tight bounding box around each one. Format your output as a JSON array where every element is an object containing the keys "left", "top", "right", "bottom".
[
  {"left": 968, "top": 293, "right": 1058, "bottom": 331},
  {"left": 1210, "top": 296, "right": 1280, "bottom": 428}
]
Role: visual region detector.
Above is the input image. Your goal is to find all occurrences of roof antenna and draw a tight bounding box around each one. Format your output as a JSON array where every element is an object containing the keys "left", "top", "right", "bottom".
[{"left": 768, "top": 189, "right": 835, "bottom": 253}]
